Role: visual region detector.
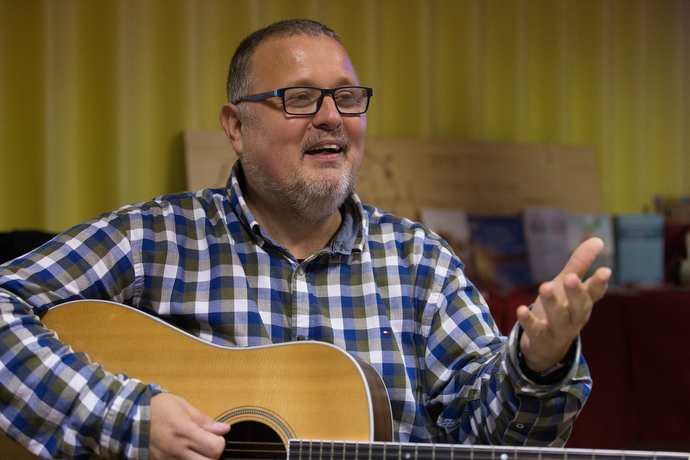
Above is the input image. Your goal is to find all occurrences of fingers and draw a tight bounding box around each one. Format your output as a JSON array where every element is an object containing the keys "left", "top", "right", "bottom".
[
  {"left": 203, "top": 420, "right": 232, "bottom": 436},
  {"left": 180, "top": 400, "right": 228, "bottom": 458},
  {"left": 517, "top": 287, "right": 569, "bottom": 372},
  {"left": 516, "top": 304, "right": 539, "bottom": 332},
  {"left": 517, "top": 281, "right": 557, "bottom": 335},
  {"left": 558, "top": 268, "right": 607, "bottom": 324},
  {"left": 562, "top": 265, "right": 612, "bottom": 320},
  {"left": 560, "top": 237, "right": 604, "bottom": 279},
  {"left": 187, "top": 419, "right": 228, "bottom": 459},
  {"left": 190, "top": 424, "right": 228, "bottom": 459},
  {"left": 150, "top": 393, "right": 228, "bottom": 460},
  {"left": 562, "top": 272, "right": 593, "bottom": 324},
  {"left": 557, "top": 239, "right": 611, "bottom": 319},
  {"left": 583, "top": 266, "right": 612, "bottom": 303}
]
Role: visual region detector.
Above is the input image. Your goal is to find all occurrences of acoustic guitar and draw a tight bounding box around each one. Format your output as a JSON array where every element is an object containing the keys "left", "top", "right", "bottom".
[
  {"left": 1, "top": 300, "right": 688, "bottom": 460},
  {"left": 0, "top": 300, "right": 391, "bottom": 459}
]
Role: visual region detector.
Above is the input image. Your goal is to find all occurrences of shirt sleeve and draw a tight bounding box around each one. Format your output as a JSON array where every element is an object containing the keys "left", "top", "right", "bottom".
[
  {"left": 422, "top": 262, "right": 591, "bottom": 446},
  {"left": 0, "top": 214, "right": 163, "bottom": 459}
]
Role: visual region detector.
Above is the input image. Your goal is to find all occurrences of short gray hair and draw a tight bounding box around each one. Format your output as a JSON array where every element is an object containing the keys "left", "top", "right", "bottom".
[{"left": 225, "top": 19, "right": 341, "bottom": 105}]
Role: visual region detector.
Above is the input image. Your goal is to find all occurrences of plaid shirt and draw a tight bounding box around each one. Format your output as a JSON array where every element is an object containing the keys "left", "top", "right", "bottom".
[{"left": 0, "top": 162, "right": 591, "bottom": 459}]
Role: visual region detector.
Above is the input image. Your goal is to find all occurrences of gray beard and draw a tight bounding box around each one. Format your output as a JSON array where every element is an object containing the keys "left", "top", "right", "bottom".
[{"left": 240, "top": 153, "right": 358, "bottom": 225}]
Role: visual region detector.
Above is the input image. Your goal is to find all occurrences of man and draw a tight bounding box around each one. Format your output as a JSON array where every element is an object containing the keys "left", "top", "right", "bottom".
[{"left": 0, "top": 19, "right": 610, "bottom": 460}]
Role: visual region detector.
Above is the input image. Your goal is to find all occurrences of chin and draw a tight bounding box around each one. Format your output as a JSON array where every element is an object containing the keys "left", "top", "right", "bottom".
[
  {"left": 287, "top": 170, "right": 356, "bottom": 222},
  {"left": 306, "top": 167, "right": 356, "bottom": 197}
]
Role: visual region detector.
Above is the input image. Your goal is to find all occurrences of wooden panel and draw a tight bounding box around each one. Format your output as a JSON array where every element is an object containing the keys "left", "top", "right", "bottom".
[
  {"left": 183, "top": 131, "right": 601, "bottom": 221},
  {"left": 358, "top": 138, "right": 601, "bottom": 220},
  {"left": 183, "top": 130, "right": 236, "bottom": 192}
]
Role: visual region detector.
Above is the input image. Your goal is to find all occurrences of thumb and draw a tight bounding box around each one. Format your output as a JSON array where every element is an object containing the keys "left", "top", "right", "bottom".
[
  {"left": 202, "top": 420, "right": 231, "bottom": 436},
  {"left": 187, "top": 404, "right": 231, "bottom": 435}
]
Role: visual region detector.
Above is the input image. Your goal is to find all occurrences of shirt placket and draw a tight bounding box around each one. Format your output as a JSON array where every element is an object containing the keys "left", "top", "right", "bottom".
[{"left": 291, "top": 264, "right": 311, "bottom": 340}]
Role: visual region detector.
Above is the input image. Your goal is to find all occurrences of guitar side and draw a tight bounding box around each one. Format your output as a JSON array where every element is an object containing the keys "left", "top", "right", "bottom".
[{"left": 1, "top": 300, "right": 393, "bottom": 459}]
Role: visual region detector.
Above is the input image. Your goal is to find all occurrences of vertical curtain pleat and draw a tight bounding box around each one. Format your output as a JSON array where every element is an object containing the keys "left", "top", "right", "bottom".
[{"left": 1, "top": 0, "right": 688, "bottom": 233}]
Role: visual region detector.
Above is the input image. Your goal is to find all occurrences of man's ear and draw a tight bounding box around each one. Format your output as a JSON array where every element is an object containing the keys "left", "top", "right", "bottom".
[{"left": 219, "top": 103, "right": 244, "bottom": 154}]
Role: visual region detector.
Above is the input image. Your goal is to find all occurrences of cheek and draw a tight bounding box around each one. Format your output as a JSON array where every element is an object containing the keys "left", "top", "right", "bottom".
[
  {"left": 346, "top": 117, "right": 367, "bottom": 155},
  {"left": 260, "top": 116, "right": 309, "bottom": 153},
  {"left": 246, "top": 128, "right": 304, "bottom": 180},
  {"left": 243, "top": 117, "right": 298, "bottom": 159},
  {"left": 349, "top": 115, "right": 367, "bottom": 138}
]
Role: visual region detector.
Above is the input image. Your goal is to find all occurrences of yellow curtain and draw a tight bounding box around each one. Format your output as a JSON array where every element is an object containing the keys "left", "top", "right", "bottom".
[{"left": 1, "top": 0, "right": 688, "bottom": 233}]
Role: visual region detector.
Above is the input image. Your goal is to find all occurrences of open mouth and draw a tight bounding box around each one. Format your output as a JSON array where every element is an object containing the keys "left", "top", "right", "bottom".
[{"left": 305, "top": 144, "right": 342, "bottom": 155}]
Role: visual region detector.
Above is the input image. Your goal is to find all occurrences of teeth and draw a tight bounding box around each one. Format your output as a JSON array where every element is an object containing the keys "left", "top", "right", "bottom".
[{"left": 307, "top": 144, "right": 341, "bottom": 154}]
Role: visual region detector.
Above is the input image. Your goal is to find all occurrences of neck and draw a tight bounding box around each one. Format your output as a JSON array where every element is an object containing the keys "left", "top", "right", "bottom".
[
  {"left": 285, "top": 439, "right": 690, "bottom": 460},
  {"left": 246, "top": 189, "right": 344, "bottom": 260}
]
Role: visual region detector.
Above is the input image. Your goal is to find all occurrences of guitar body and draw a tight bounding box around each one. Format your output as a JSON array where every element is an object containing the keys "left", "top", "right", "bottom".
[{"left": 0, "top": 300, "right": 393, "bottom": 460}]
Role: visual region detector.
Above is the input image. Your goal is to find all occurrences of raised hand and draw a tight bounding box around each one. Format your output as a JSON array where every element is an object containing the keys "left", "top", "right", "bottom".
[{"left": 516, "top": 237, "right": 612, "bottom": 372}]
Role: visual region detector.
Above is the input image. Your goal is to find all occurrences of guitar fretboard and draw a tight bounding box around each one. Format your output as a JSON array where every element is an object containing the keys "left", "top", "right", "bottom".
[{"left": 287, "top": 440, "right": 690, "bottom": 460}]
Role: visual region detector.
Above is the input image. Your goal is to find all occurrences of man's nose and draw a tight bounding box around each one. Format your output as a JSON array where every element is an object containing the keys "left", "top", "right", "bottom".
[{"left": 312, "top": 94, "right": 342, "bottom": 127}]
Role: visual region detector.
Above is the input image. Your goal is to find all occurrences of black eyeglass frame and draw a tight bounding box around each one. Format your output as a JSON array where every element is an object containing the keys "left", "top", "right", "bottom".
[{"left": 233, "top": 86, "right": 373, "bottom": 115}]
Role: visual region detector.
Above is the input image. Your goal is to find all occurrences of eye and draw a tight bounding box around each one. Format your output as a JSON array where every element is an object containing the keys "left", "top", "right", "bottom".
[
  {"left": 335, "top": 89, "right": 364, "bottom": 108},
  {"left": 284, "top": 89, "right": 319, "bottom": 108}
]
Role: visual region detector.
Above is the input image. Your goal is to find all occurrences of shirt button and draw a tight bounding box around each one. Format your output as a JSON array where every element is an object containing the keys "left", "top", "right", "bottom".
[
  {"left": 516, "top": 423, "right": 525, "bottom": 429},
  {"left": 296, "top": 267, "right": 305, "bottom": 276}
]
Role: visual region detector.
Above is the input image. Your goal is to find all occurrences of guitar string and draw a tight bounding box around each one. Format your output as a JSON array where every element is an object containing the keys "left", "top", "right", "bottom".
[{"left": 222, "top": 440, "right": 690, "bottom": 460}]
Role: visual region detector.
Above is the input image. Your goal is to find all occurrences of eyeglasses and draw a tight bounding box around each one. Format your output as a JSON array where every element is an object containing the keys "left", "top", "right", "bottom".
[{"left": 234, "top": 86, "right": 373, "bottom": 115}]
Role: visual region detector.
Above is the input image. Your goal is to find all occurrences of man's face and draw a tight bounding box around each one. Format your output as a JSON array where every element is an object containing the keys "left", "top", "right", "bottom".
[{"left": 234, "top": 35, "right": 367, "bottom": 222}]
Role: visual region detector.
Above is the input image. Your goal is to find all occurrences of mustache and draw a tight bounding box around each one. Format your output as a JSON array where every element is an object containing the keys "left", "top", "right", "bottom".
[{"left": 300, "top": 129, "right": 351, "bottom": 156}]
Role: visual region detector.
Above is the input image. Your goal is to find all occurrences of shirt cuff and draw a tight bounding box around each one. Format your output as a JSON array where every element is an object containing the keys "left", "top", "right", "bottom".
[{"left": 508, "top": 322, "right": 582, "bottom": 388}]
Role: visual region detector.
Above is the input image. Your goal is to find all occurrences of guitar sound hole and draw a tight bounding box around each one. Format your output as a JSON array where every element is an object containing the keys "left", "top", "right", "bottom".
[{"left": 223, "top": 421, "right": 287, "bottom": 460}]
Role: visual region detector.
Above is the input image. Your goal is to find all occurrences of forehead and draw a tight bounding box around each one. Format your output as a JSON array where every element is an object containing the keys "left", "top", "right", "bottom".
[{"left": 249, "top": 35, "right": 358, "bottom": 90}]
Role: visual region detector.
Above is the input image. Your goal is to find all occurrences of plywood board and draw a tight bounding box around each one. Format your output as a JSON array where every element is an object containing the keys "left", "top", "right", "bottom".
[
  {"left": 183, "top": 130, "right": 236, "bottom": 192},
  {"left": 358, "top": 138, "right": 601, "bottom": 220}
]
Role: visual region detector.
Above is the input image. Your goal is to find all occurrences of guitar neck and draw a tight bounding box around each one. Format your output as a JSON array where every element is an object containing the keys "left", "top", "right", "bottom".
[{"left": 287, "top": 440, "right": 690, "bottom": 460}]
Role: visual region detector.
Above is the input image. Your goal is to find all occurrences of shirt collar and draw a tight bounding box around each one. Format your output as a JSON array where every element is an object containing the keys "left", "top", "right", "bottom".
[{"left": 226, "top": 160, "right": 367, "bottom": 257}]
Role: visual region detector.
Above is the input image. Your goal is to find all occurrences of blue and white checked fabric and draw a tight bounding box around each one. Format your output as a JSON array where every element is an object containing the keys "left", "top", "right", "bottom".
[{"left": 0, "top": 161, "right": 591, "bottom": 458}]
